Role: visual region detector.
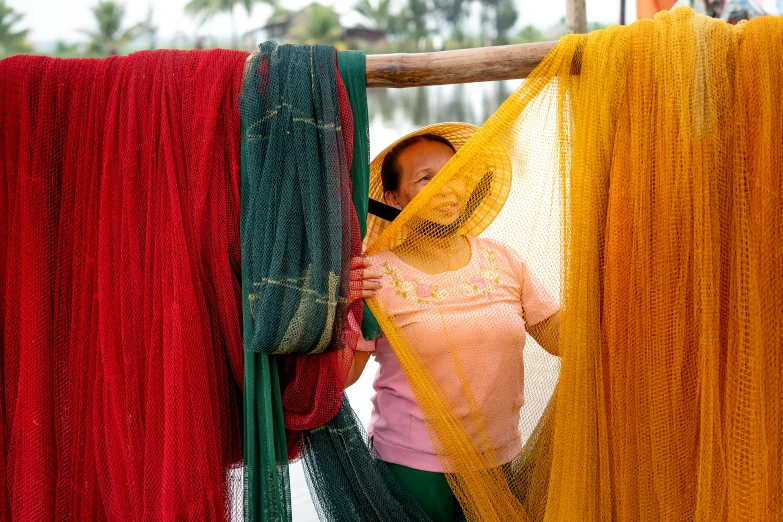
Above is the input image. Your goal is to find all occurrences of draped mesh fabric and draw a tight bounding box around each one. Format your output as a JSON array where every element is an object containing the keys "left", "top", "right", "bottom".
[
  {"left": 1, "top": 8, "right": 781, "bottom": 522},
  {"left": 362, "top": 8, "right": 782, "bottom": 521},
  {"left": 297, "top": 396, "right": 436, "bottom": 522},
  {"left": 337, "top": 50, "right": 382, "bottom": 341},
  {"left": 0, "top": 50, "right": 247, "bottom": 521},
  {"left": 240, "top": 42, "right": 363, "bottom": 520}
]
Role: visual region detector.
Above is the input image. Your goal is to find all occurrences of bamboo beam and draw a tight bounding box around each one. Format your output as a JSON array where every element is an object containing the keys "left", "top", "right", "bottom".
[{"left": 365, "top": 41, "right": 558, "bottom": 88}]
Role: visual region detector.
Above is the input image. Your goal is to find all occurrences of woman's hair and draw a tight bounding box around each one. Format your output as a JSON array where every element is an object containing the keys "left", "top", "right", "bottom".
[{"left": 380, "top": 134, "right": 456, "bottom": 193}]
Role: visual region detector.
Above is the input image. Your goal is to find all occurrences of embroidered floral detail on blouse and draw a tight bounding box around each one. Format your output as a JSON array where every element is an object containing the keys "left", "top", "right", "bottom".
[
  {"left": 462, "top": 248, "right": 501, "bottom": 298},
  {"left": 381, "top": 261, "right": 448, "bottom": 304}
]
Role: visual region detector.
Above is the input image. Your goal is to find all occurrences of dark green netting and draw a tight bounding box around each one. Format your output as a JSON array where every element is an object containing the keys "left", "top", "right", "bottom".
[
  {"left": 337, "top": 50, "right": 381, "bottom": 340},
  {"left": 298, "top": 396, "right": 432, "bottom": 522},
  {"left": 337, "top": 51, "right": 370, "bottom": 240},
  {"left": 241, "top": 43, "right": 355, "bottom": 357},
  {"left": 241, "top": 41, "right": 362, "bottom": 520},
  {"left": 243, "top": 354, "right": 291, "bottom": 521}
]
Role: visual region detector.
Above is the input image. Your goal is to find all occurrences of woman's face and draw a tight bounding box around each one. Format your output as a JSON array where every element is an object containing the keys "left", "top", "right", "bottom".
[{"left": 384, "top": 140, "right": 466, "bottom": 226}]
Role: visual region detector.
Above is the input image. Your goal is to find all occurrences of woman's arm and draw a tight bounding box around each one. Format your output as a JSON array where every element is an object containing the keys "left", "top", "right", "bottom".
[
  {"left": 345, "top": 350, "right": 372, "bottom": 388},
  {"left": 526, "top": 311, "right": 560, "bottom": 357}
]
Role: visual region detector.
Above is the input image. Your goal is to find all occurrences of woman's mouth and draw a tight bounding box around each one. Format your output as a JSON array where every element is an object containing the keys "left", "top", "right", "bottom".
[{"left": 435, "top": 202, "right": 458, "bottom": 213}]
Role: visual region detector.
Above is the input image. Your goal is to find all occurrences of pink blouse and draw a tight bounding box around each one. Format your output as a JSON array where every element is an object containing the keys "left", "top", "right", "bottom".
[{"left": 357, "top": 236, "right": 559, "bottom": 472}]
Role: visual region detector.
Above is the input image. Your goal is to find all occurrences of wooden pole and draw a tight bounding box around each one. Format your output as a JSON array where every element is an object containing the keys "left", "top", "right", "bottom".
[{"left": 365, "top": 41, "right": 558, "bottom": 88}]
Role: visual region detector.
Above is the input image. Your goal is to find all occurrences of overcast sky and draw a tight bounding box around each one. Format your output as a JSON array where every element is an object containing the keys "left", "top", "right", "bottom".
[{"left": 13, "top": 0, "right": 637, "bottom": 46}]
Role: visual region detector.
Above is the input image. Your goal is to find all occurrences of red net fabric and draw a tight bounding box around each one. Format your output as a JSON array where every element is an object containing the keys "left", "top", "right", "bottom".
[{"left": 0, "top": 49, "right": 247, "bottom": 521}]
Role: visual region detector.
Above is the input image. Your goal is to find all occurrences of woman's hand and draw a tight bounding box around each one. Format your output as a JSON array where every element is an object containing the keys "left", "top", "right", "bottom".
[{"left": 349, "top": 257, "right": 383, "bottom": 303}]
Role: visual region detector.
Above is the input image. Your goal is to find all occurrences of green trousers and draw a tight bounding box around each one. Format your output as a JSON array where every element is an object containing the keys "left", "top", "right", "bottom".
[{"left": 376, "top": 460, "right": 463, "bottom": 522}]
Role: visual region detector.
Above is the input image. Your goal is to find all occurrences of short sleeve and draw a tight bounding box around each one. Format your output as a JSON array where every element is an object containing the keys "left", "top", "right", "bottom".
[{"left": 519, "top": 262, "right": 560, "bottom": 327}]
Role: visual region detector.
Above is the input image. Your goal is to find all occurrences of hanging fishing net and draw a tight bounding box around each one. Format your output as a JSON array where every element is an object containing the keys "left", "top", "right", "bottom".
[
  {"left": 0, "top": 6, "right": 780, "bottom": 522},
  {"left": 0, "top": 50, "right": 247, "bottom": 521},
  {"left": 240, "top": 42, "right": 366, "bottom": 520},
  {"left": 355, "top": 7, "right": 782, "bottom": 521}
]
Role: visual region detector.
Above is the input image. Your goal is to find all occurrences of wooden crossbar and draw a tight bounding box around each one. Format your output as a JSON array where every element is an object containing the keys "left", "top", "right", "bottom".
[
  {"left": 244, "top": 41, "right": 558, "bottom": 88},
  {"left": 365, "top": 41, "right": 557, "bottom": 88}
]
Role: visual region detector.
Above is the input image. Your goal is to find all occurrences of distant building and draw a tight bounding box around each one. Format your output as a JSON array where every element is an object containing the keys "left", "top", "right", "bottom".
[
  {"left": 343, "top": 26, "right": 387, "bottom": 52},
  {"left": 255, "top": 9, "right": 309, "bottom": 43},
  {"left": 243, "top": 3, "right": 387, "bottom": 51}
]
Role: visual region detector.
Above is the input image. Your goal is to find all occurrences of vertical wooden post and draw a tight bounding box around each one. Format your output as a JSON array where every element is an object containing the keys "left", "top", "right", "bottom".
[{"left": 566, "top": 0, "right": 588, "bottom": 34}]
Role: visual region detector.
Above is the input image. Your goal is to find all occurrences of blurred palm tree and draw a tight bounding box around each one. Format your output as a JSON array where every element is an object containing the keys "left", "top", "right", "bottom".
[
  {"left": 433, "top": 0, "right": 470, "bottom": 45},
  {"left": 518, "top": 24, "right": 543, "bottom": 43},
  {"left": 82, "top": 1, "right": 143, "bottom": 55},
  {"left": 355, "top": 0, "right": 409, "bottom": 44},
  {"left": 407, "top": 0, "right": 430, "bottom": 49},
  {"left": 478, "top": 0, "right": 518, "bottom": 45},
  {"left": 494, "top": 0, "right": 517, "bottom": 45},
  {"left": 355, "top": 0, "right": 392, "bottom": 31},
  {"left": 185, "top": 0, "right": 275, "bottom": 49},
  {"left": 0, "top": 0, "right": 31, "bottom": 56}
]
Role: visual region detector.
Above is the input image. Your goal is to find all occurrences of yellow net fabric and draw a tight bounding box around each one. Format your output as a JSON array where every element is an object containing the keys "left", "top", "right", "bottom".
[{"left": 363, "top": 7, "right": 783, "bottom": 521}]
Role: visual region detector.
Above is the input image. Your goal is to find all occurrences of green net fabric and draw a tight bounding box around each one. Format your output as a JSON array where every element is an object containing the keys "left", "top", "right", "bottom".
[
  {"left": 241, "top": 44, "right": 358, "bottom": 357},
  {"left": 243, "top": 355, "right": 290, "bottom": 521},
  {"left": 240, "top": 41, "right": 362, "bottom": 520},
  {"left": 338, "top": 50, "right": 382, "bottom": 341},
  {"left": 241, "top": 43, "right": 450, "bottom": 522},
  {"left": 298, "top": 397, "right": 433, "bottom": 522}
]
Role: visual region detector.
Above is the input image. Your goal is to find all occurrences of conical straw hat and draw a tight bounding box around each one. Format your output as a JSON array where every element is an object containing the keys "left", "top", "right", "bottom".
[{"left": 364, "top": 122, "right": 512, "bottom": 252}]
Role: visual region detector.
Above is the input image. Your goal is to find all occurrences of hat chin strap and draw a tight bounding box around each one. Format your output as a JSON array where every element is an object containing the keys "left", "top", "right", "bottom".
[
  {"left": 368, "top": 198, "right": 401, "bottom": 221},
  {"left": 367, "top": 200, "right": 471, "bottom": 239}
]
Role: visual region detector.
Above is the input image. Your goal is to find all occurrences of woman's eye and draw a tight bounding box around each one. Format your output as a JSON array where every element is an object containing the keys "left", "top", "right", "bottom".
[{"left": 419, "top": 176, "right": 431, "bottom": 182}]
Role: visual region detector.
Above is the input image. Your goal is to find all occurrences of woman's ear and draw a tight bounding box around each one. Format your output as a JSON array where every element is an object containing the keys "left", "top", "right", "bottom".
[{"left": 384, "top": 191, "right": 403, "bottom": 210}]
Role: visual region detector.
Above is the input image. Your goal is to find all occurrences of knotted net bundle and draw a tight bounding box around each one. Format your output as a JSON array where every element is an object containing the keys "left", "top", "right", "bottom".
[{"left": 359, "top": 8, "right": 782, "bottom": 521}]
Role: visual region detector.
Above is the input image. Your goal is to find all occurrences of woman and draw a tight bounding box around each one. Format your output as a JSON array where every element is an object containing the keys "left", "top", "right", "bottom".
[{"left": 347, "top": 123, "right": 560, "bottom": 522}]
